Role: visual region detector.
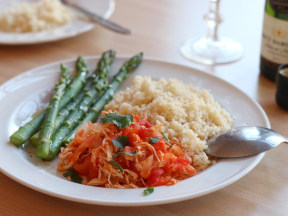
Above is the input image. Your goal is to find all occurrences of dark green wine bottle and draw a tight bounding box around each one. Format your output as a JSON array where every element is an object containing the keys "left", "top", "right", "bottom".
[{"left": 260, "top": 0, "right": 288, "bottom": 81}]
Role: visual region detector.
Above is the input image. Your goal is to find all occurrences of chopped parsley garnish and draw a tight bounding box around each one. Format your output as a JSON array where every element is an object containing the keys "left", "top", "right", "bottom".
[
  {"left": 144, "top": 187, "right": 154, "bottom": 196},
  {"left": 63, "top": 169, "right": 83, "bottom": 183},
  {"left": 110, "top": 151, "right": 137, "bottom": 172},
  {"left": 148, "top": 137, "right": 160, "bottom": 145},
  {"left": 109, "top": 160, "right": 124, "bottom": 173},
  {"left": 113, "top": 151, "right": 137, "bottom": 159},
  {"left": 112, "top": 135, "right": 130, "bottom": 149},
  {"left": 161, "top": 132, "right": 172, "bottom": 147},
  {"left": 100, "top": 113, "right": 134, "bottom": 129}
]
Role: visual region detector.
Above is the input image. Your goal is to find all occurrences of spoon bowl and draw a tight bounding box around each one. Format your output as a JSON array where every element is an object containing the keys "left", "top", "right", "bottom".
[{"left": 206, "top": 126, "right": 287, "bottom": 158}]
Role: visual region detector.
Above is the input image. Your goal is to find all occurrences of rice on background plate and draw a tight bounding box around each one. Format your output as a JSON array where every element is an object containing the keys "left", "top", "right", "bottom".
[{"left": 0, "top": 0, "right": 74, "bottom": 33}]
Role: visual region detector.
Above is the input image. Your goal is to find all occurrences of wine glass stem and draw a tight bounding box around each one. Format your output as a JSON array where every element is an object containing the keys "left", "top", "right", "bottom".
[{"left": 205, "top": 0, "right": 222, "bottom": 42}]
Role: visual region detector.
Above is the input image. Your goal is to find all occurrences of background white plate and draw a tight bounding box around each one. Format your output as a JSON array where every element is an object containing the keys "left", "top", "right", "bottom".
[
  {"left": 0, "top": 56, "right": 270, "bottom": 206},
  {"left": 0, "top": 0, "right": 115, "bottom": 45}
]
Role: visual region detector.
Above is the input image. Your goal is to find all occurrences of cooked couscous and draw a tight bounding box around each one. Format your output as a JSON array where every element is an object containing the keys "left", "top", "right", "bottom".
[{"left": 105, "top": 76, "right": 232, "bottom": 170}]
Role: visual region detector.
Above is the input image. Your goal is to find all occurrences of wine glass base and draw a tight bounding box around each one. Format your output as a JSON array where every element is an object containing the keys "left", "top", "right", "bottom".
[{"left": 180, "top": 37, "right": 243, "bottom": 65}]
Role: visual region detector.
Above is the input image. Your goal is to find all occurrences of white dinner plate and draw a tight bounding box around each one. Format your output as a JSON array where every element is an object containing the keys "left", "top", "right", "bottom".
[
  {"left": 0, "top": 56, "right": 269, "bottom": 206},
  {"left": 0, "top": 0, "right": 115, "bottom": 45}
]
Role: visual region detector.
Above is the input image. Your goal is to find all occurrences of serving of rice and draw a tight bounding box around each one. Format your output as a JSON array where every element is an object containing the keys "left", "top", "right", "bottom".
[
  {"left": 105, "top": 76, "right": 232, "bottom": 171},
  {"left": 0, "top": 0, "right": 74, "bottom": 33}
]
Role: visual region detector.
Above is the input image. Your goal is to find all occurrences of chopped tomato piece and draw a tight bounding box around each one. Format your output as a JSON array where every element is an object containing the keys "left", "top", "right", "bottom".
[
  {"left": 152, "top": 139, "right": 168, "bottom": 152},
  {"left": 146, "top": 168, "right": 164, "bottom": 186}
]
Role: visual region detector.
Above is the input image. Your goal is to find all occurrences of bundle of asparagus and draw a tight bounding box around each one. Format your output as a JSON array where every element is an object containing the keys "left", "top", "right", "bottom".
[{"left": 9, "top": 50, "right": 143, "bottom": 161}]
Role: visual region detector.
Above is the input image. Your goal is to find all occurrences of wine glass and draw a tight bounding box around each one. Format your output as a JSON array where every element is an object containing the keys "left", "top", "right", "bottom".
[{"left": 180, "top": 0, "right": 243, "bottom": 65}]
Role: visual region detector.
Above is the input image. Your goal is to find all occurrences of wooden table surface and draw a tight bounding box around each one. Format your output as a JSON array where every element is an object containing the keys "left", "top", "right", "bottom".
[{"left": 0, "top": 0, "right": 287, "bottom": 215}]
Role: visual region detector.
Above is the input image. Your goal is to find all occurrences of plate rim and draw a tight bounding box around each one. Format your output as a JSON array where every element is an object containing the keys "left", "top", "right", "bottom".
[{"left": 0, "top": 56, "right": 270, "bottom": 206}]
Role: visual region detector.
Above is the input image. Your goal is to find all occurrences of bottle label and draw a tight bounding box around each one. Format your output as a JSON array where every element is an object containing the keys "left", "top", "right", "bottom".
[
  {"left": 270, "top": 0, "right": 288, "bottom": 13},
  {"left": 261, "top": 12, "right": 288, "bottom": 64}
]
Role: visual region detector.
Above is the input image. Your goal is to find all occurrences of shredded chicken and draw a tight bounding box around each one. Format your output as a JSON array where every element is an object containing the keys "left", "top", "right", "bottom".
[{"left": 58, "top": 115, "right": 197, "bottom": 188}]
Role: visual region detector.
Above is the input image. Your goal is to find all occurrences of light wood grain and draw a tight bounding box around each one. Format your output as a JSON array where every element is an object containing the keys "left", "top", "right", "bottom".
[{"left": 0, "top": 0, "right": 287, "bottom": 215}]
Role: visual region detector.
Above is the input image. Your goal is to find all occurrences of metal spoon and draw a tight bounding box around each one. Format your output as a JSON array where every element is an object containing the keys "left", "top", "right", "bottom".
[
  {"left": 205, "top": 126, "right": 287, "bottom": 158},
  {"left": 61, "top": 0, "right": 131, "bottom": 34}
]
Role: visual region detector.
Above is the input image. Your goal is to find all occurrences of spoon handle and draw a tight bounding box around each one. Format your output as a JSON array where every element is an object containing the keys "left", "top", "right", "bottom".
[{"left": 66, "top": 2, "right": 131, "bottom": 34}]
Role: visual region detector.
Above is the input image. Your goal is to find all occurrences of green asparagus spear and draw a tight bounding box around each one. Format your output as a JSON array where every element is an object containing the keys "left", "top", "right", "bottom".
[
  {"left": 10, "top": 113, "right": 44, "bottom": 146},
  {"left": 47, "top": 52, "right": 143, "bottom": 160},
  {"left": 84, "top": 52, "right": 143, "bottom": 123},
  {"left": 35, "top": 64, "right": 73, "bottom": 159},
  {"left": 29, "top": 90, "right": 86, "bottom": 147},
  {"left": 44, "top": 50, "right": 117, "bottom": 160},
  {"left": 59, "top": 56, "right": 89, "bottom": 108},
  {"left": 9, "top": 56, "right": 89, "bottom": 146},
  {"left": 29, "top": 51, "right": 115, "bottom": 147},
  {"left": 29, "top": 75, "right": 98, "bottom": 146}
]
